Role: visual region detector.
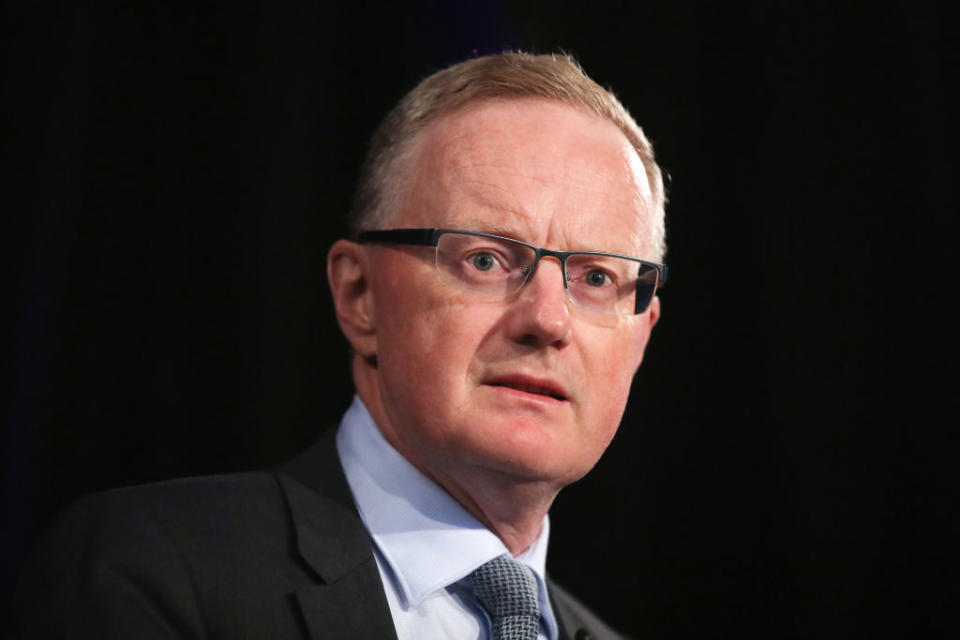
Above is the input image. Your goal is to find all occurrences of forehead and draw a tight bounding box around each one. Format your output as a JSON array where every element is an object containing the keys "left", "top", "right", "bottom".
[{"left": 397, "top": 98, "right": 654, "bottom": 256}]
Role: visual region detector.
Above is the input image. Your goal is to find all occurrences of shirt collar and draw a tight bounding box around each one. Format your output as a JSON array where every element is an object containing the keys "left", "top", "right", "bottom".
[{"left": 335, "top": 395, "right": 552, "bottom": 610}]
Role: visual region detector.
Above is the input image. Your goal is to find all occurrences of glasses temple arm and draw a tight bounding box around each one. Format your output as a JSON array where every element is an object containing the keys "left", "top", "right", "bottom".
[{"left": 357, "top": 228, "right": 440, "bottom": 246}]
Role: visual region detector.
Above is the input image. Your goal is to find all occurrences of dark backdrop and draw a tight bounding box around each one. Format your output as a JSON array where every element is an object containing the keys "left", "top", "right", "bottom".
[{"left": 2, "top": 2, "right": 954, "bottom": 637}]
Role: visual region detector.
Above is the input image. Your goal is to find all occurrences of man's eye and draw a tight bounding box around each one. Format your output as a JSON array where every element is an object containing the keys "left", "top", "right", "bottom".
[
  {"left": 471, "top": 252, "right": 497, "bottom": 271},
  {"left": 585, "top": 269, "right": 609, "bottom": 287}
]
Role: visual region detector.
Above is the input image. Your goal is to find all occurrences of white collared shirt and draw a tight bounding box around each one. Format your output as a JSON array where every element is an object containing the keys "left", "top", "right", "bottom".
[{"left": 336, "top": 395, "right": 558, "bottom": 640}]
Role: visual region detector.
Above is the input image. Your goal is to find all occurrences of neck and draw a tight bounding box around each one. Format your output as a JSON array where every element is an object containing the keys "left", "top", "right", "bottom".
[
  {"left": 353, "top": 356, "right": 560, "bottom": 556},
  {"left": 429, "top": 462, "right": 558, "bottom": 556}
]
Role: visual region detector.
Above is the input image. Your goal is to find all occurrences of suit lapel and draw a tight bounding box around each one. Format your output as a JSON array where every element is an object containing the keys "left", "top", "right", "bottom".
[
  {"left": 276, "top": 430, "right": 399, "bottom": 640},
  {"left": 550, "top": 582, "right": 576, "bottom": 640}
]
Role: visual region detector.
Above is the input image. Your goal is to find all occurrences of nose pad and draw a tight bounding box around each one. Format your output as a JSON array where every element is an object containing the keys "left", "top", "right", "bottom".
[
  {"left": 509, "top": 257, "right": 572, "bottom": 346},
  {"left": 518, "top": 256, "right": 567, "bottom": 300}
]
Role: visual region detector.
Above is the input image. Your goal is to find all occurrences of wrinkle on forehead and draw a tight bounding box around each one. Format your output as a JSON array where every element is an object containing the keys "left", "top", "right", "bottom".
[{"left": 401, "top": 98, "right": 656, "bottom": 257}]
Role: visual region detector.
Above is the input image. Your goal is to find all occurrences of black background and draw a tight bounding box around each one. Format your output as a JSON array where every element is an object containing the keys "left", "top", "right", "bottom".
[{"left": 2, "top": 2, "right": 955, "bottom": 637}]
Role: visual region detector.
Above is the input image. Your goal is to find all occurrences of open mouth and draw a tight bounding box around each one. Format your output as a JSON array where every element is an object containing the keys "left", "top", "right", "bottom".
[{"left": 487, "top": 380, "right": 567, "bottom": 401}]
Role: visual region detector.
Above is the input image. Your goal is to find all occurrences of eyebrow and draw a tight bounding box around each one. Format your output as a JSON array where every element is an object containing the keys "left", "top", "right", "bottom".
[
  {"left": 462, "top": 218, "right": 527, "bottom": 242},
  {"left": 460, "top": 217, "right": 636, "bottom": 256}
]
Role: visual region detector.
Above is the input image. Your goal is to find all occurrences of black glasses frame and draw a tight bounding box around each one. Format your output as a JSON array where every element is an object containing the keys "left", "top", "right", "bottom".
[{"left": 357, "top": 228, "right": 667, "bottom": 314}]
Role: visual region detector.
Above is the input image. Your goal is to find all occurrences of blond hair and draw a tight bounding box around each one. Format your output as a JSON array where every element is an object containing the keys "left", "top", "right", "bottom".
[{"left": 350, "top": 52, "right": 666, "bottom": 260}]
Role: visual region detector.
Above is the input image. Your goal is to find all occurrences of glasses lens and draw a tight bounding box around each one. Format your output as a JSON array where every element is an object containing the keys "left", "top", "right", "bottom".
[
  {"left": 566, "top": 254, "right": 659, "bottom": 315},
  {"left": 435, "top": 232, "right": 535, "bottom": 297},
  {"left": 634, "top": 263, "right": 659, "bottom": 314}
]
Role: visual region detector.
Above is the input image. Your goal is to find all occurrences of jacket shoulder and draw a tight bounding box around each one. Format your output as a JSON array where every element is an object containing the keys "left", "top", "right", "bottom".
[
  {"left": 10, "top": 471, "right": 314, "bottom": 639},
  {"left": 43, "top": 471, "right": 291, "bottom": 560}
]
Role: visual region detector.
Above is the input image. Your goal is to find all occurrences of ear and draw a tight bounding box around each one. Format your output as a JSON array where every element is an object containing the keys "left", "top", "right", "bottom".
[
  {"left": 646, "top": 294, "right": 661, "bottom": 332},
  {"left": 631, "top": 294, "right": 661, "bottom": 372},
  {"left": 327, "top": 239, "right": 377, "bottom": 359}
]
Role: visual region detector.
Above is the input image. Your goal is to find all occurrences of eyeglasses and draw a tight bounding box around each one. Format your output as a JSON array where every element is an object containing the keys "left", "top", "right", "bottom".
[{"left": 357, "top": 228, "right": 667, "bottom": 317}]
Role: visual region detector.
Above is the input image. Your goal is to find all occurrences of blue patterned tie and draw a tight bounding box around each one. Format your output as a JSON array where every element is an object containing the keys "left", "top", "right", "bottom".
[{"left": 466, "top": 555, "right": 541, "bottom": 640}]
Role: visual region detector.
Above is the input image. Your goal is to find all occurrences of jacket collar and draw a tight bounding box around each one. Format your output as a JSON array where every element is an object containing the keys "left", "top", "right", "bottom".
[{"left": 276, "top": 429, "right": 399, "bottom": 640}]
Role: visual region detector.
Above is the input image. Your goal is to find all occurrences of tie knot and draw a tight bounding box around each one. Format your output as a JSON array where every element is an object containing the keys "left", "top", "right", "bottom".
[{"left": 466, "top": 556, "right": 540, "bottom": 640}]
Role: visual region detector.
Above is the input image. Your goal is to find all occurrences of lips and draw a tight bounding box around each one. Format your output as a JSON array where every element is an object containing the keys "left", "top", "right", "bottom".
[{"left": 485, "top": 375, "right": 568, "bottom": 401}]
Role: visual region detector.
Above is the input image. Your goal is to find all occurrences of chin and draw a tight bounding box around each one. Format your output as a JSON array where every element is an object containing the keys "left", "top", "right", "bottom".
[
  {"left": 471, "top": 439, "right": 596, "bottom": 486},
  {"left": 506, "top": 458, "right": 594, "bottom": 486}
]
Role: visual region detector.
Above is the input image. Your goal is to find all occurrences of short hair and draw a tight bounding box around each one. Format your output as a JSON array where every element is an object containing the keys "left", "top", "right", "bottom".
[{"left": 349, "top": 52, "right": 667, "bottom": 260}]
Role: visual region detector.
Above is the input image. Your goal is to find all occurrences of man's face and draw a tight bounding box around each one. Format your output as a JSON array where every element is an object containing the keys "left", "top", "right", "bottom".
[{"left": 361, "top": 99, "right": 659, "bottom": 491}]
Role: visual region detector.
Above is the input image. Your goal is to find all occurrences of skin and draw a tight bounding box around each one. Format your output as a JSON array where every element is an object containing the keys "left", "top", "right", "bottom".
[{"left": 328, "top": 98, "right": 660, "bottom": 555}]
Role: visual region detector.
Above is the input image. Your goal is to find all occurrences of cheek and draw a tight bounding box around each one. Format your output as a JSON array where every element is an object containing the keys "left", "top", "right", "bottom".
[
  {"left": 586, "top": 330, "right": 649, "bottom": 421},
  {"left": 375, "top": 288, "right": 484, "bottom": 396}
]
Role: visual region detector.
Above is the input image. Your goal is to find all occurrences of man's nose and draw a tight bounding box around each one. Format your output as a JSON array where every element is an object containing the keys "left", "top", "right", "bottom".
[{"left": 505, "top": 258, "right": 572, "bottom": 348}]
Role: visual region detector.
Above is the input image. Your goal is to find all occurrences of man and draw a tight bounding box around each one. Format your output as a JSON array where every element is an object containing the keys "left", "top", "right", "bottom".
[{"left": 11, "top": 52, "right": 666, "bottom": 639}]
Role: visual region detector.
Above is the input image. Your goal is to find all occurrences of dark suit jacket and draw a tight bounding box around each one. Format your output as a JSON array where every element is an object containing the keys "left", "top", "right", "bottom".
[{"left": 10, "top": 429, "right": 626, "bottom": 639}]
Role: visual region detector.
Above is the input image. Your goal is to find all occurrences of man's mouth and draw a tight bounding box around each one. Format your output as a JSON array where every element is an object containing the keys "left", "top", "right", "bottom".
[{"left": 486, "top": 377, "right": 568, "bottom": 401}]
